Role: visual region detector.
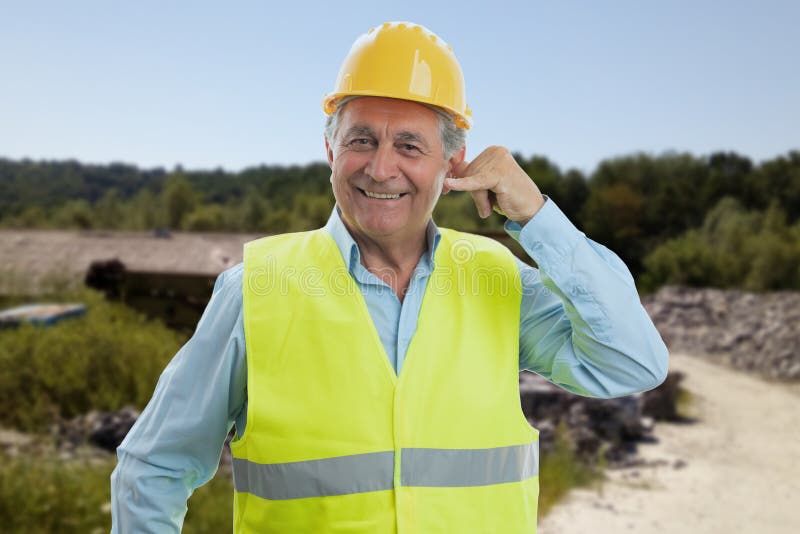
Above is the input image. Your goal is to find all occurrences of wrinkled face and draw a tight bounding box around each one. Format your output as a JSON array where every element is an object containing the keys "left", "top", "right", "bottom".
[{"left": 326, "top": 97, "right": 459, "bottom": 242}]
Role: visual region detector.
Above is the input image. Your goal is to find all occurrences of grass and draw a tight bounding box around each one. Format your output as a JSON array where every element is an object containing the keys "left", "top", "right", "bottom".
[
  {"left": 0, "top": 452, "right": 234, "bottom": 533},
  {"left": 537, "top": 421, "right": 604, "bottom": 517},
  {"left": 183, "top": 475, "right": 235, "bottom": 533},
  {"left": 0, "top": 455, "right": 112, "bottom": 534},
  {"left": 676, "top": 386, "right": 696, "bottom": 420}
]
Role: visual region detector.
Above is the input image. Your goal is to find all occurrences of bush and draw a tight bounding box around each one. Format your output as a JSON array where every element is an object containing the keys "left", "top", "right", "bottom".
[
  {"left": 0, "top": 288, "right": 186, "bottom": 431},
  {"left": 0, "top": 454, "right": 233, "bottom": 533},
  {"left": 0, "top": 455, "right": 113, "bottom": 533},
  {"left": 639, "top": 196, "right": 800, "bottom": 292},
  {"left": 538, "top": 422, "right": 602, "bottom": 517}
]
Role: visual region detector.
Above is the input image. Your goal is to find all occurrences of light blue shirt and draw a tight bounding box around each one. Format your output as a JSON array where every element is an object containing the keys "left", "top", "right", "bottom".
[{"left": 111, "top": 194, "right": 669, "bottom": 532}]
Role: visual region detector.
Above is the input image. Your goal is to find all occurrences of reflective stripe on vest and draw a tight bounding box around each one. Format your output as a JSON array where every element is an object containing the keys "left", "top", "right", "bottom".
[{"left": 233, "top": 442, "right": 539, "bottom": 500}]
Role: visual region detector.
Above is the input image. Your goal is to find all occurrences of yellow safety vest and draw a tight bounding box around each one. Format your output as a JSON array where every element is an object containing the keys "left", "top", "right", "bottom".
[{"left": 233, "top": 227, "right": 539, "bottom": 533}]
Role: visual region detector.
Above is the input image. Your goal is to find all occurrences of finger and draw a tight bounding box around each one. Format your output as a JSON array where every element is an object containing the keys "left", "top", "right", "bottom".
[
  {"left": 444, "top": 174, "right": 484, "bottom": 191},
  {"left": 489, "top": 191, "right": 506, "bottom": 216},
  {"left": 452, "top": 159, "right": 471, "bottom": 178},
  {"left": 470, "top": 189, "right": 493, "bottom": 219}
]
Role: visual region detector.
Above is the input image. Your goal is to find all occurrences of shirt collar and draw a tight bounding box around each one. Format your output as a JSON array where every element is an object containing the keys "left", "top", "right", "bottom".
[{"left": 323, "top": 203, "right": 441, "bottom": 275}]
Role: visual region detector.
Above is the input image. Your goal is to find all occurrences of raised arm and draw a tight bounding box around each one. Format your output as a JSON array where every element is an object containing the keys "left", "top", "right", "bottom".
[
  {"left": 444, "top": 146, "right": 668, "bottom": 398},
  {"left": 508, "top": 196, "right": 669, "bottom": 397}
]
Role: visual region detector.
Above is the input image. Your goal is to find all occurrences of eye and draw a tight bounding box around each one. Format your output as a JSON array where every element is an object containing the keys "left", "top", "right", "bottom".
[
  {"left": 349, "top": 138, "right": 372, "bottom": 146},
  {"left": 401, "top": 144, "right": 420, "bottom": 152}
]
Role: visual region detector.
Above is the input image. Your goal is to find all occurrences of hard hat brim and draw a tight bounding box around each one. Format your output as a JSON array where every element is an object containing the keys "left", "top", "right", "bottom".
[{"left": 322, "top": 92, "right": 472, "bottom": 130}]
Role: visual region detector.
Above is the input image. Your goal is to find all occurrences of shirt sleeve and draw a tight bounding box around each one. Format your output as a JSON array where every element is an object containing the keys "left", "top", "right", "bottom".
[
  {"left": 110, "top": 263, "right": 247, "bottom": 533},
  {"left": 508, "top": 195, "right": 669, "bottom": 398}
]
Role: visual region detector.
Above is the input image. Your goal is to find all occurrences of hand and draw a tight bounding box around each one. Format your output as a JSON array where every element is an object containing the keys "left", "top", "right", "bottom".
[{"left": 444, "top": 146, "right": 546, "bottom": 225}]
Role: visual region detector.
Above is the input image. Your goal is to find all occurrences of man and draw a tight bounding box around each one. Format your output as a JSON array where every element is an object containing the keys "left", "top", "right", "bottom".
[{"left": 111, "top": 22, "right": 669, "bottom": 533}]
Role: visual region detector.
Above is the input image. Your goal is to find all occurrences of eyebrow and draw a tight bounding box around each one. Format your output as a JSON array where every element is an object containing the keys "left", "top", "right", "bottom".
[
  {"left": 394, "top": 131, "right": 430, "bottom": 150},
  {"left": 342, "top": 124, "right": 431, "bottom": 150},
  {"left": 342, "top": 125, "right": 375, "bottom": 140}
]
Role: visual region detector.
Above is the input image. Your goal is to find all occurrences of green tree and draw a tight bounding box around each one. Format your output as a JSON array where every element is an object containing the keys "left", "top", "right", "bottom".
[
  {"left": 292, "top": 193, "right": 335, "bottom": 230},
  {"left": 127, "top": 188, "right": 163, "bottom": 230},
  {"left": 94, "top": 189, "right": 124, "bottom": 229},
  {"left": 240, "top": 188, "right": 269, "bottom": 232},
  {"left": 182, "top": 204, "right": 227, "bottom": 231},
  {"left": 742, "top": 200, "right": 800, "bottom": 291},
  {"left": 263, "top": 207, "right": 294, "bottom": 232},
  {"left": 748, "top": 151, "right": 800, "bottom": 219},
  {"left": 162, "top": 172, "right": 198, "bottom": 230},
  {"left": 581, "top": 182, "right": 647, "bottom": 272},
  {"left": 52, "top": 199, "right": 94, "bottom": 229},
  {"left": 640, "top": 196, "right": 800, "bottom": 292}
]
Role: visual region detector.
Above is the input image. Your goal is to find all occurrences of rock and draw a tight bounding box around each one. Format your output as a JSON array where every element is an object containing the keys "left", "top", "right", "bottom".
[
  {"left": 53, "top": 406, "right": 140, "bottom": 452},
  {"left": 50, "top": 407, "right": 237, "bottom": 475},
  {"left": 89, "top": 407, "right": 140, "bottom": 451},
  {"left": 0, "top": 427, "right": 33, "bottom": 457},
  {"left": 85, "top": 259, "right": 127, "bottom": 299},
  {"left": 534, "top": 419, "right": 557, "bottom": 454},
  {"left": 640, "top": 416, "right": 655, "bottom": 433},
  {"left": 642, "top": 285, "right": 800, "bottom": 381},
  {"left": 642, "top": 371, "right": 685, "bottom": 421},
  {"left": 519, "top": 371, "right": 663, "bottom": 467}
]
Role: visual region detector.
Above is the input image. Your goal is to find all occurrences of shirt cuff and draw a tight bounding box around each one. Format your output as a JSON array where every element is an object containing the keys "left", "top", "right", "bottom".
[{"left": 503, "top": 194, "right": 585, "bottom": 271}]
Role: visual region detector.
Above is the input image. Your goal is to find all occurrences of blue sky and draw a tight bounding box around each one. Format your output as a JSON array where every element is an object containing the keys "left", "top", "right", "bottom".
[{"left": 1, "top": 0, "right": 797, "bottom": 174}]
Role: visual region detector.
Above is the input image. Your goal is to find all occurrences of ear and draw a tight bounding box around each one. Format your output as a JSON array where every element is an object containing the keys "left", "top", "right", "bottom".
[
  {"left": 325, "top": 137, "right": 334, "bottom": 168},
  {"left": 442, "top": 145, "right": 466, "bottom": 195},
  {"left": 447, "top": 145, "right": 466, "bottom": 174}
]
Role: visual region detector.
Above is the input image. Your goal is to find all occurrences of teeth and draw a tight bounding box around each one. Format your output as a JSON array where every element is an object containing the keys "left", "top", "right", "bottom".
[{"left": 364, "top": 190, "right": 401, "bottom": 199}]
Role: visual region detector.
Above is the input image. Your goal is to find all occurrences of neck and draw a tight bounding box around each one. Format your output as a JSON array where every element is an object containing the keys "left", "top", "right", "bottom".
[{"left": 341, "top": 218, "right": 428, "bottom": 302}]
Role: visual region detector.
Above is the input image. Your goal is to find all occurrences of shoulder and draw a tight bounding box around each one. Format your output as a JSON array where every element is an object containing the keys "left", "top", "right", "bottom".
[
  {"left": 218, "top": 261, "right": 244, "bottom": 284},
  {"left": 192, "top": 262, "right": 245, "bottom": 336},
  {"left": 214, "top": 262, "right": 244, "bottom": 304}
]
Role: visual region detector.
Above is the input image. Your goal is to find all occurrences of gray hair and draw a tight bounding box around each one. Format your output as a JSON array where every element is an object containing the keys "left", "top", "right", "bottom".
[{"left": 324, "top": 96, "right": 466, "bottom": 159}]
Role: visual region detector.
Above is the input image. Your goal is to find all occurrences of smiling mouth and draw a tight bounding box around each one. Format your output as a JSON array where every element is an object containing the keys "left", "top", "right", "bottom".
[{"left": 357, "top": 188, "right": 408, "bottom": 200}]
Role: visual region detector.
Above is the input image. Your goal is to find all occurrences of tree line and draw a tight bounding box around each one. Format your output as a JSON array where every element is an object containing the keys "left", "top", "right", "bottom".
[{"left": 1, "top": 150, "right": 799, "bottom": 293}]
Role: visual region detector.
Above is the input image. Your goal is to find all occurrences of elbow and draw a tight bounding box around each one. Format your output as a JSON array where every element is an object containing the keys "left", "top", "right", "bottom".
[
  {"left": 110, "top": 454, "right": 134, "bottom": 508},
  {"left": 599, "top": 342, "right": 670, "bottom": 399},
  {"left": 654, "top": 353, "right": 670, "bottom": 389},
  {"left": 631, "top": 340, "right": 670, "bottom": 396},
  {"left": 649, "top": 336, "right": 671, "bottom": 389},
  {"left": 625, "top": 321, "right": 671, "bottom": 396},
  {"left": 637, "top": 365, "right": 668, "bottom": 396}
]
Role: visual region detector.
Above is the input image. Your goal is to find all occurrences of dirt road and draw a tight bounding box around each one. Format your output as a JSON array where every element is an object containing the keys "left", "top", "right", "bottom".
[{"left": 538, "top": 352, "right": 800, "bottom": 533}]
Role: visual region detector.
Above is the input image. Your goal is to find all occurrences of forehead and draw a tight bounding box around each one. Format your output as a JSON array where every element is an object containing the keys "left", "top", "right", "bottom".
[{"left": 340, "top": 97, "right": 440, "bottom": 136}]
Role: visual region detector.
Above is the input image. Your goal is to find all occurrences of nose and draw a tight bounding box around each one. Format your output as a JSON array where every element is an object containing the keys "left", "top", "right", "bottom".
[{"left": 364, "top": 142, "right": 400, "bottom": 183}]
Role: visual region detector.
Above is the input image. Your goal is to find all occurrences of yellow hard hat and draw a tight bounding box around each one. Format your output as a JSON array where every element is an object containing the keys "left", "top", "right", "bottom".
[{"left": 322, "top": 21, "right": 473, "bottom": 130}]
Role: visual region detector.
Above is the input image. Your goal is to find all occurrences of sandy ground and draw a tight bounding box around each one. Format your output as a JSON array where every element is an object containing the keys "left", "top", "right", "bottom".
[{"left": 538, "top": 352, "right": 800, "bottom": 534}]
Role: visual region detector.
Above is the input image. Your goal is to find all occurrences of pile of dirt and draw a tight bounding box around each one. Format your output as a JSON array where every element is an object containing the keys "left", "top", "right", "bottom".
[{"left": 641, "top": 285, "right": 800, "bottom": 380}]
